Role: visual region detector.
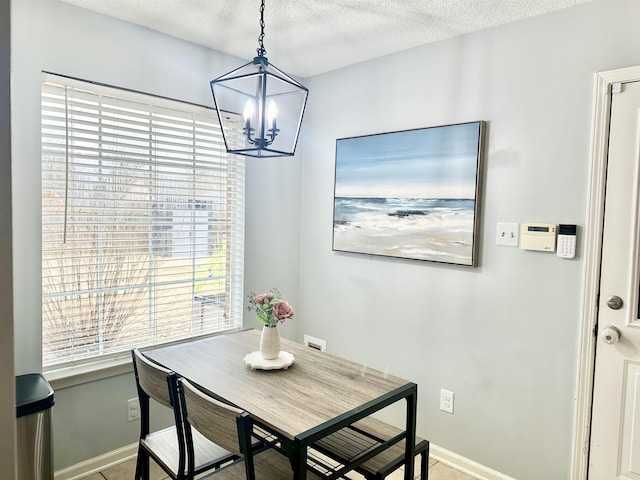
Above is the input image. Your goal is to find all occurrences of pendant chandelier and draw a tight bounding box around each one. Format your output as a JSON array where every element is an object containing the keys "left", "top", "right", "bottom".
[{"left": 210, "top": 0, "right": 309, "bottom": 158}]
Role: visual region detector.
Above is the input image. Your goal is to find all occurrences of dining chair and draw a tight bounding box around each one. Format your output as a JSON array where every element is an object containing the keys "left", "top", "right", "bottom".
[
  {"left": 313, "top": 416, "right": 429, "bottom": 480},
  {"left": 176, "top": 377, "right": 324, "bottom": 480},
  {"left": 131, "top": 349, "right": 240, "bottom": 480}
]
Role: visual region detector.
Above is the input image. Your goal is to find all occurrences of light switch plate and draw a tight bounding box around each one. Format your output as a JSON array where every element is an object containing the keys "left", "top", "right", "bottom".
[{"left": 496, "top": 222, "right": 519, "bottom": 247}]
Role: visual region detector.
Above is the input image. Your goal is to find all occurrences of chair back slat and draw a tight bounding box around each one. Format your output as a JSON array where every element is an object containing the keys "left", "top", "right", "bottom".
[
  {"left": 132, "top": 349, "right": 173, "bottom": 409},
  {"left": 179, "top": 378, "right": 244, "bottom": 457}
]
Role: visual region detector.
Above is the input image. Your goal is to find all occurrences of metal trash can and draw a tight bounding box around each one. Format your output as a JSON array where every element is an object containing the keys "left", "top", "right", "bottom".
[{"left": 16, "top": 373, "right": 55, "bottom": 480}]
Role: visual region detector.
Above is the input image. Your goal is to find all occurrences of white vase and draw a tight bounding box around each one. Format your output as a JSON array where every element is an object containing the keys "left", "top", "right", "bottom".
[{"left": 259, "top": 325, "right": 281, "bottom": 360}]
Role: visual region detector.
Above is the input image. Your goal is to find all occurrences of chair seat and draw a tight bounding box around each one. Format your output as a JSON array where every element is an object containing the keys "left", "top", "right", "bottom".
[
  {"left": 314, "top": 416, "right": 428, "bottom": 478},
  {"left": 200, "top": 448, "right": 323, "bottom": 480},
  {"left": 142, "top": 426, "right": 237, "bottom": 476}
]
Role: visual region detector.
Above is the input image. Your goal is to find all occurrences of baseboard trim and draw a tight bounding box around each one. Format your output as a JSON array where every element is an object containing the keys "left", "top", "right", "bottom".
[
  {"left": 54, "top": 441, "right": 513, "bottom": 480},
  {"left": 54, "top": 443, "right": 138, "bottom": 480},
  {"left": 430, "top": 443, "right": 516, "bottom": 480}
]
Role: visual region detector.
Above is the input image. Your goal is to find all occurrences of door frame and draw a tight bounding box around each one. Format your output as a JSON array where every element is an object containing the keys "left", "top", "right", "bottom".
[{"left": 572, "top": 65, "right": 640, "bottom": 480}]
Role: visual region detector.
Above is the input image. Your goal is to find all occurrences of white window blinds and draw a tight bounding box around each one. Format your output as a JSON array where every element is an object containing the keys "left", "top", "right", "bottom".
[{"left": 41, "top": 73, "right": 245, "bottom": 367}]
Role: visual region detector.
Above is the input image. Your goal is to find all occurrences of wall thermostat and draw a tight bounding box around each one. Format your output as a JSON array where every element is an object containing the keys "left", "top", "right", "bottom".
[{"left": 520, "top": 223, "right": 557, "bottom": 252}]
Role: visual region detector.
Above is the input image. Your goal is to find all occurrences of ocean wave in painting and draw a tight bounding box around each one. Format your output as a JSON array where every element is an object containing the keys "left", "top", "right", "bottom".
[{"left": 333, "top": 197, "right": 476, "bottom": 264}]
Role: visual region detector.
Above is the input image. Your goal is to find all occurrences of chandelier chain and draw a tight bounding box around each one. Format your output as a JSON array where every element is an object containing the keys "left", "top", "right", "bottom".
[{"left": 257, "top": 0, "right": 266, "bottom": 57}]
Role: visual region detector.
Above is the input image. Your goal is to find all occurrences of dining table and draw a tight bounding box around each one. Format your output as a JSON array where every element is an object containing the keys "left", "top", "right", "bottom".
[{"left": 144, "top": 329, "right": 417, "bottom": 479}]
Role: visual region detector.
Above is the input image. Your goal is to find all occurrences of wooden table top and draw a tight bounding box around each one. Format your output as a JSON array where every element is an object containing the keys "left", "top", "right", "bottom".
[{"left": 144, "top": 329, "right": 414, "bottom": 441}]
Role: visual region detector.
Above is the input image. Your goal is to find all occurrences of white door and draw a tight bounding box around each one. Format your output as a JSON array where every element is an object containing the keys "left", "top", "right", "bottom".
[{"left": 589, "top": 80, "right": 640, "bottom": 479}]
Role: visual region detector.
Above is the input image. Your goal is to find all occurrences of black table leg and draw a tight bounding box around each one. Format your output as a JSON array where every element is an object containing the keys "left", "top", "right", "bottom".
[
  {"left": 292, "top": 441, "right": 307, "bottom": 479},
  {"left": 404, "top": 387, "right": 417, "bottom": 480}
]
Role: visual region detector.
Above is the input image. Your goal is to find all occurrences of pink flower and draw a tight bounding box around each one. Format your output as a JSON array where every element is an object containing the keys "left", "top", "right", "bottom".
[
  {"left": 248, "top": 288, "right": 295, "bottom": 326},
  {"left": 273, "top": 300, "right": 295, "bottom": 321},
  {"left": 252, "top": 292, "right": 271, "bottom": 305}
]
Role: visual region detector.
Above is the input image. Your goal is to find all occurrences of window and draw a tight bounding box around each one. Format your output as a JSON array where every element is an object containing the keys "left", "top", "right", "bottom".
[{"left": 41, "top": 73, "right": 245, "bottom": 368}]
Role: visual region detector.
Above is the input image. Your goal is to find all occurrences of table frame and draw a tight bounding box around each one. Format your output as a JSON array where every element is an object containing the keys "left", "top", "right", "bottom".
[{"left": 144, "top": 330, "right": 417, "bottom": 480}]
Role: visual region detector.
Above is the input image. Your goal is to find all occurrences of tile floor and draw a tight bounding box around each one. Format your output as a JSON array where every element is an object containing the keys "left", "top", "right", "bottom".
[{"left": 85, "top": 455, "right": 476, "bottom": 480}]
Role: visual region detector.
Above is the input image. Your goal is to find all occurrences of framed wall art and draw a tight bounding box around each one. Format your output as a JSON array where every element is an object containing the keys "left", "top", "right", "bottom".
[{"left": 332, "top": 121, "right": 485, "bottom": 266}]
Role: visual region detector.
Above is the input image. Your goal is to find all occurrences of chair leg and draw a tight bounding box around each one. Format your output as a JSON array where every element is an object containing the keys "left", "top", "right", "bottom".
[
  {"left": 135, "top": 445, "right": 149, "bottom": 480},
  {"left": 420, "top": 449, "right": 428, "bottom": 480}
]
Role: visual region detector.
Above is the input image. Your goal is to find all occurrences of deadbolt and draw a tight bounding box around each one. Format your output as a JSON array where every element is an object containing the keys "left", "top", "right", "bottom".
[{"left": 607, "top": 295, "right": 624, "bottom": 310}]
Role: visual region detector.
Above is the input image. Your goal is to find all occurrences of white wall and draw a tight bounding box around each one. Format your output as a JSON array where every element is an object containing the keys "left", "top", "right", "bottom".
[
  {"left": 298, "top": 1, "right": 640, "bottom": 479},
  {"left": 11, "top": 0, "right": 302, "bottom": 468},
  {"left": 12, "top": 0, "right": 640, "bottom": 477},
  {"left": 1, "top": 0, "right": 16, "bottom": 477}
]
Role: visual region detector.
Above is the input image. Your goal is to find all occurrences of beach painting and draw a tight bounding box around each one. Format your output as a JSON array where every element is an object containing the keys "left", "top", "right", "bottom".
[{"left": 333, "top": 121, "right": 484, "bottom": 266}]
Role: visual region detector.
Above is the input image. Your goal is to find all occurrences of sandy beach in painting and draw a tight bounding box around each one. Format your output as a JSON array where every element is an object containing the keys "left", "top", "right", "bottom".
[{"left": 333, "top": 197, "right": 475, "bottom": 264}]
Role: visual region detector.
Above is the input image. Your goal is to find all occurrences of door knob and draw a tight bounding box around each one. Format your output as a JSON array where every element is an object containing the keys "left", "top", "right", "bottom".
[
  {"left": 601, "top": 325, "right": 621, "bottom": 344},
  {"left": 606, "top": 295, "right": 624, "bottom": 310}
]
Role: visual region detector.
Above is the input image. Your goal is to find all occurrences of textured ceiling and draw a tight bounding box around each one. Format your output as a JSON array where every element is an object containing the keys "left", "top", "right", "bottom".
[{"left": 60, "top": 0, "right": 592, "bottom": 78}]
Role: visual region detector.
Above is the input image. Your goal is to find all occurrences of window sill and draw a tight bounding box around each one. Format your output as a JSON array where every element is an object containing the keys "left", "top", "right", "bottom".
[
  {"left": 44, "top": 354, "right": 134, "bottom": 390},
  {"left": 43, "top": 327, "right": 243, "bottom": 390}
]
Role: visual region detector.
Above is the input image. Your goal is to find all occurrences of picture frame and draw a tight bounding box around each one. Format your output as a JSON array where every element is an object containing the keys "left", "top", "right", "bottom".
[{"left": 332, "top": 121, "right": 485, "bottom": 266}]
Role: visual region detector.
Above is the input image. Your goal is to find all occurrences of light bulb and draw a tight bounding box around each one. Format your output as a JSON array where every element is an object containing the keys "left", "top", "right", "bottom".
[
  {"left": 266, "top": 100, "right": 278, "bottom": 130},
  {"left": 243, "top": 99, "right": 255, "bottom": 121}
]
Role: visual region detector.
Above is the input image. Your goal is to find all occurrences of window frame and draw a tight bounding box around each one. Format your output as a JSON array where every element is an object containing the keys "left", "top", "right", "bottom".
[{"left": 41, "top": 72, "right": 245, "bottom": 378}]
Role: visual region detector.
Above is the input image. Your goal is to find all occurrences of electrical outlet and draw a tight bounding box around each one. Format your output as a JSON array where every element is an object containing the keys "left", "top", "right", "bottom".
[
  {"left": 496, "top": 222, "right": 519, "bottom": 247},
  {"left": 440, "top": 389, "right": 454, "bottom": 414},
  {"left": 127, "top": 398, "right": 140, "bottom": 422}
]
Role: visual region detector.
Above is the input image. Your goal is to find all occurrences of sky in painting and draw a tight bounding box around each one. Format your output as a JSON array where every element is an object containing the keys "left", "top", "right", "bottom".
[{"left": 334, "top": 122, "right": 481, "bottom": 199}]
